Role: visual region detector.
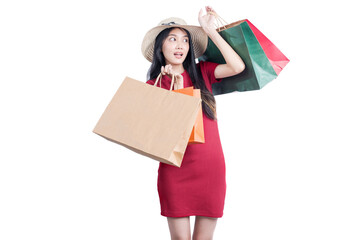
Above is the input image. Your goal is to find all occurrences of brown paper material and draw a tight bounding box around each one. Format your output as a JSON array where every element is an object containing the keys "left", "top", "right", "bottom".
[{"left": 93, "top": 77, "right": 201, "bottom": 167}]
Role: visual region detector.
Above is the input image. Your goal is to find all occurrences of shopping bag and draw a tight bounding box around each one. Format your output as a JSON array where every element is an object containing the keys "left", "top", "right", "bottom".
[
  {"left": 245, "top": 20, "right": 289, "bottom": 75},
  {"left": 199, "top": 17, "right": 289, "bottom": 95},
  {"left": 173, "top": 87, "right": 205, "bottom": 144},
  {"left": 152, "top": 73, "right": 205, "bottom": 144},
  {"left": 93, "top": 76, "right": 202, "bottom": 167}
]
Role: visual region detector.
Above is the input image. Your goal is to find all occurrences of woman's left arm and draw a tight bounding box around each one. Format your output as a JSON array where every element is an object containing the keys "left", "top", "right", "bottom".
[{"left": 198, "top": 6, "right": 245, "bottom": 79}]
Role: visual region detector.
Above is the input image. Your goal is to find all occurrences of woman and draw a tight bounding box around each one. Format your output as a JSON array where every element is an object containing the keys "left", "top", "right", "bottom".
[{"left": 142, "top": 6, "right": 245, "bottom": 240}]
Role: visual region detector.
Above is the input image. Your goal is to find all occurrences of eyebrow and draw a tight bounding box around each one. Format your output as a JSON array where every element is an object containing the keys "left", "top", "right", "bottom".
[{"left": 168, "top": 33, "right": 189, "bottom": 38}]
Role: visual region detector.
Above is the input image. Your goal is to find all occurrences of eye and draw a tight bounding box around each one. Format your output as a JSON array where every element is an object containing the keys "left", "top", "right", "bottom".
[
  {"left": 183, "top": 38, "right": 189, "bottom": 43},
  {"left": 169, "top": 37, "right": 176, "bottom": 41}
]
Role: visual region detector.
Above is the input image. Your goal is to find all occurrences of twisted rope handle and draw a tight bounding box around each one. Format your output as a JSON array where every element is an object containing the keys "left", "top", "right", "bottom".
[
  {"left": 209, "top": 11, "right": 229, "bottom": 31},
  {"left": 154, "top": 73, "right": 175, "bottom": 91}
]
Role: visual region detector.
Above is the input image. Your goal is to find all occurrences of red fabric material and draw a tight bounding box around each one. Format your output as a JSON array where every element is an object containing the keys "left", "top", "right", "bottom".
[{"left": 146, "top": 61, "right": 226, "bottom": 218}]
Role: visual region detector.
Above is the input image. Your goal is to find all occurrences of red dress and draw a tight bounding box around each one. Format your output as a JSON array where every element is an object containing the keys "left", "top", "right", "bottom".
[{"left": 146, "top": 61, "right": 226, "bottom": 218}]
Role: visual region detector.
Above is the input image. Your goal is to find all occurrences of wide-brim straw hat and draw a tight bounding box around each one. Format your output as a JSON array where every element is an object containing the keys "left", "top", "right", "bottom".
[{"left": 141, "top": 17, "right": 208, "bottom": 62}]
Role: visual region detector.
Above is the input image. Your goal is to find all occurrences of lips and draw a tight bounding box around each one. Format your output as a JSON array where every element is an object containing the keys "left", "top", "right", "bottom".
[{"left": 174, "top": 52, "right": 183, "bottom": 58}]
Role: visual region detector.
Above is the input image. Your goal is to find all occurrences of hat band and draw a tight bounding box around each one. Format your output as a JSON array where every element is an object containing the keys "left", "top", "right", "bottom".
[{"left": 161, "top": 21, "right": 178, "bottom": 26}]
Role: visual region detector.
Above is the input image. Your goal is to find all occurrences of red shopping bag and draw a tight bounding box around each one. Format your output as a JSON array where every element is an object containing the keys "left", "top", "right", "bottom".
[{"left": 245, "top": 19, "right": 289, "bottom": 75}]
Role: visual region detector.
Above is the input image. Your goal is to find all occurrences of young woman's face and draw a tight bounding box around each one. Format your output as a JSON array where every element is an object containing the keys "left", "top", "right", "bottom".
[{"left": 162, "top": 28, "right": 190, "bottom": 66}]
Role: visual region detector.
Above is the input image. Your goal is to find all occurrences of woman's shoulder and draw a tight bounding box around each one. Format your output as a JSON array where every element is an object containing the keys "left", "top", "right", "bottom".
[
  {"left": 197, "top": 61, "right": 221, "bottom": 85},
  {"left": 197, "top": 61, "right": 219, "bottom": 71}
]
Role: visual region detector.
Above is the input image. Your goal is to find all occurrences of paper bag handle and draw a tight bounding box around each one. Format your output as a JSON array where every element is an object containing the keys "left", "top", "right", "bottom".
[
  {"left": 210, "top": 12, "right": 248, "bottom": 32},
  {"left": 154, "top": 73, "right": 175, "bottom": 91},
  {"left": 209, "top": 11, "right": 229, "bottom": 31}
]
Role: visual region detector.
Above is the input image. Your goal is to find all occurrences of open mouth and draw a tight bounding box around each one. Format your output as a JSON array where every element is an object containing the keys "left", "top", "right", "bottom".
[{"left": 174, "top": 52, "right": 183, "bottom": 58}]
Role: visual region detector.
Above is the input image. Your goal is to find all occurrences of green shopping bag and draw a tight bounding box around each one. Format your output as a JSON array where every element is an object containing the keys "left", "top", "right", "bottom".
[{"left": 199, "top": 20, "right": 278, "bottom": 95}]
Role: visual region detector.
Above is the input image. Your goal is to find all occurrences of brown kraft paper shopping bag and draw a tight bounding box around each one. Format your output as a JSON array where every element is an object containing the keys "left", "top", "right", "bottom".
[
  {"left": 93, "top": 76, "right": 201, "bottom": 167},
  {"left": 155, "top": 74, "right": 205, "bottom": 144}
]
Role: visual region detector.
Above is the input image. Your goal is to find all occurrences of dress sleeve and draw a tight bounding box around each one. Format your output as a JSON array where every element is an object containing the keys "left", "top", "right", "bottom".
[
  {"left": 146, "top": 79, "right": 155, "bottom": 85},
  {"left": 199, "top": 61, "right": 222, "bottom": 85}
]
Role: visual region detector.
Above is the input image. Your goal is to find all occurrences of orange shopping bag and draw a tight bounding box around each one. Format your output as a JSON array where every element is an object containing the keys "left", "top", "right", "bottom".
[{"left": 173, "top": 87, "right": 205, "bottom": 144}]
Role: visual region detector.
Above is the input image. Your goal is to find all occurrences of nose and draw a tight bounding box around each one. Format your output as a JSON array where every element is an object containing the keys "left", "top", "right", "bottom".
[{"left": 176, "top": 41, "right": 184, "bottom": 49}]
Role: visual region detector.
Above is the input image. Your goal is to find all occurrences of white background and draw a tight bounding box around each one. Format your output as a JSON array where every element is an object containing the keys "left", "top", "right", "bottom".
[{"left": 1, "top": 0, "right": 359, "bottom": 239}]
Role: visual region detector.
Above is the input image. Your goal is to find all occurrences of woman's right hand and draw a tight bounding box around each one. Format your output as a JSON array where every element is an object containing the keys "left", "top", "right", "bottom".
[{"left": 161, "top": 64, "right": 184, "bottom": 90}]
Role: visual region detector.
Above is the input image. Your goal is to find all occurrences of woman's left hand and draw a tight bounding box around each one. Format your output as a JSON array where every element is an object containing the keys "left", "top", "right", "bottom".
[
  {"left": 198, "top": 6, "right": 246, "bottom": 78},
  {"left": 198, "top": 6, "right": 216, "bottom": 32}
]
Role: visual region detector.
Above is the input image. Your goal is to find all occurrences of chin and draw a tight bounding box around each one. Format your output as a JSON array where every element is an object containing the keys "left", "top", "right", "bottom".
[{"left": 167, "top": 60, "right": 184, "bottom": 66}]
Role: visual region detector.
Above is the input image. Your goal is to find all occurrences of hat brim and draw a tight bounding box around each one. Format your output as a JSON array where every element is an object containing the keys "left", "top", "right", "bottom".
[{"left": 141, "top": 25, "right": 208, "bottom": 62}]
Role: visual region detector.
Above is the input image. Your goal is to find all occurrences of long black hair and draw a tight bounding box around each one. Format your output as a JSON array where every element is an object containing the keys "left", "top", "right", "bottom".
[{"left": 147, "top": 27, "right": 217, "bottom": 120}]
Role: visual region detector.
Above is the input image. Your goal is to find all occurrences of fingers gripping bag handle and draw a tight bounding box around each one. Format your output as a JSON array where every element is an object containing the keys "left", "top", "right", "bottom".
[{"left": 208, "top": 11, "right": 229, "bottom": 31}]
